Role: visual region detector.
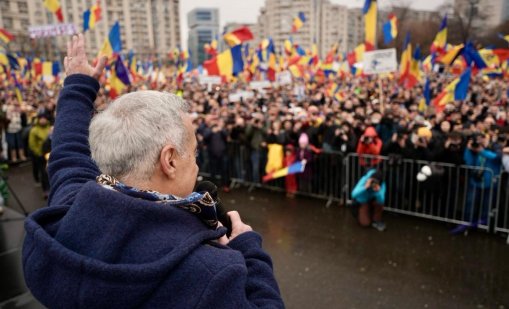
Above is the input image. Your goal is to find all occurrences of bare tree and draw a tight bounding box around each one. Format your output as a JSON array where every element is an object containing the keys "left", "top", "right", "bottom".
[{"left": 439, "top": 0, "right": 491, "bottom": 43}]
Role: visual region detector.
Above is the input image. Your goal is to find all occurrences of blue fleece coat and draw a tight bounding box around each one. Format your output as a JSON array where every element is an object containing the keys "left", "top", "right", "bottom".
[
  {"left": 351, "top": 169, "right": 386, "bottom": 205},
  {"left": 22, "top": 75, "right": 284, "bottom": 309},
  {"left": 464, "top": 148, "right": 500, "bottom": 188}
]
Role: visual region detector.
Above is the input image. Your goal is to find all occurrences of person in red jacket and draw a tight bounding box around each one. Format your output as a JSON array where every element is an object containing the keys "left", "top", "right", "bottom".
[{"left": 356, "top": 126, "right": 383, "bottom": 167}]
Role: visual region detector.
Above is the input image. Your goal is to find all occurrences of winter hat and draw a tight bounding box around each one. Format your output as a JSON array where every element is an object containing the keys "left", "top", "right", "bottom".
[
  {"left": 299, "top": 133, "right": 309, "bottom": 148},
  {"left": 417, "top": 127, "right": 432, "bottom": 139}
]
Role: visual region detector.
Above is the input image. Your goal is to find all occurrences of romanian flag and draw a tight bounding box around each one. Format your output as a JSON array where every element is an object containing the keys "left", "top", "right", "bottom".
[
  {"left": 347, "top": 43, "right": 366, "bottom": 66},
  {"left": 383, "top": 13, "right": 398, "bottom": 45},
  {"left": 11, "top": 72, "right": 23, "bottom": 103},
  {"left": 263, "top": 160, "right": 306, "bottom": 182},
  {"left": 203, "top": 45, "right": 244, "bottom": 77},
  {"left": 265, "top": 144, "right": 284, "bottom": 174},
  {"left": 223, "top": 26, "right": 253, "bottom": 47},
  {"left": 363, "top": 0, "right": 377, "bottom": 51},
  {"left": 436, "top": 44, "right": 463, "bottom": 65},
  {"left": 289, "top": 64, "right": 304, "bottom": 78},
  {"left": 0, "top": 51, "right": 8, "bottom": 67},
  {"left": 204, "top": 38, "right": 218, "bottom": 56},
  {"left": 399, "top": 33, "right": 412, "bottom": 77},
  {"left": 432, "top": 67, "right": 471, "bottom": 113},
  {"left": 0, "top": 29, "right": 14, "bottom": 44},
  {"left": 291, "top": 12, "right": 306, "bottom": 33},
  {"left": 284, "top": 38, "right": 294, "bottom": 56},
  {"left": 422, "top": 53, "right": 435, "bottom": 73},
  {"left": 258, "top": 38, "right": 278, "bottom": 81},
  {"left": 325, "top": 43, "right": 339, "bottom": 63},
  {"left": 109, "top": 55, "right": 131, "bottom": 99},
  {"left": 399, "top": 32, "right": 420, "bottom": 89},
  {"left": 178, "top": 49, "right": 193, "bottom": 76},
  {"left": 462, "top": 41, "right": 487, "bottom": 69},
  {"left": 98, "top": 21, "right": 122, "bottom": 59},
  {"left": 43, "top": 0, "right": 64, "bottom": 23},
  {"left": 431, "top": 15, "right": 447, "bottom": 53},
  {"left": 83, "top": 2, "right": 102, "bottom": 32},
  {"left": 408, "top": 45, "right": 422, "bottom": 87}
]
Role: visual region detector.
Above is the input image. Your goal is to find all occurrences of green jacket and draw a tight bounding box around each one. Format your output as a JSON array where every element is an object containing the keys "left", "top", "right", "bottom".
[{"left": 29, "top": 124, "right": 51, "bottom": 156}]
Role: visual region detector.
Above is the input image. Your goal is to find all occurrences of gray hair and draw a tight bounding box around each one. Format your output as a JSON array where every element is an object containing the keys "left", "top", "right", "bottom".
[{"left": 89, "top": 91, "right": 189, "bottom": 181}]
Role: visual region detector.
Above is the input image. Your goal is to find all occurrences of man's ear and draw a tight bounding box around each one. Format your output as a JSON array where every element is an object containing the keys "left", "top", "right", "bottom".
[{"left": 160, "top": 145, "right": 178, "bottom": 179}]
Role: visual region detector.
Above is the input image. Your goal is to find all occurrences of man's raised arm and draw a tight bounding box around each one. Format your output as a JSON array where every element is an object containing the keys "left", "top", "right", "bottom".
[{"left": 47, "top": 34, "right": 107, "bottom": 206}]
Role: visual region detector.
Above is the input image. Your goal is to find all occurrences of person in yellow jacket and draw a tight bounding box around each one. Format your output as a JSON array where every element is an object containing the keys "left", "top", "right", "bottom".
[{"left": 29, "top": 114, "right": 51, "bottom": 198}]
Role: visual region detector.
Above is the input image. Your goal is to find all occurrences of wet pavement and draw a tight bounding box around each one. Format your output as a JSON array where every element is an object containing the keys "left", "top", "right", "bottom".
[{"left": 1, "top": 164, "right": 508, "bottom": 308}]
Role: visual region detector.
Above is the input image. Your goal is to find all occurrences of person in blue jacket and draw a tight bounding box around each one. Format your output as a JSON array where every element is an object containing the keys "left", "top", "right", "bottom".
[
  {"left": 22, "top": 34, "right": 284, "bottom": 309},
  {"left": 351, "top": 169, "right": 387, "bottom": 231},
  {"left": 459, "top": 133, "right": 501, "bottom": 231}
]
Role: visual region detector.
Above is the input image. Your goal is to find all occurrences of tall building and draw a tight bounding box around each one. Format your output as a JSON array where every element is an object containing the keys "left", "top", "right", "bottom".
[
  {"left": 187, "top": 8, "right": 219, "bottom": 67},
  {"left": 319, "top": 3, "right": 348, "bottom": 54},
  {"left": 255, "top": 0, "right": 365, "bottom": 57},
  {"left": 256, "top": 0, "right": 322, "bottom": 55},
  {"left": 0, "top": 0, "right": 181, "bottom": 59},
  {"left": 454, "top": 0, "right": 509, "bottom": 30}
]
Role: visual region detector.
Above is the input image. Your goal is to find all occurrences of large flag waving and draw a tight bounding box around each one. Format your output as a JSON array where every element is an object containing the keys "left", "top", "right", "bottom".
[
  {"left": 431, "top": 15, "right": 447, "bottom": 53},
  {"left": 0, "top": 29, "right": 14, "bottom": 44},
  {"left": 432, "top": 67, "right": 471, "bottom": 113},
  {"left": 291, "top": 12, "right": 306, "bottom": 33},
  {"left": 383, "top": 13, "right": 397, "bottom": 45},
  {"left": 98, "top": 22, "right": 122, "bottom": 58},
  {"left": 223, "top": 26, "right": 253, "bottom": 47},
  {"left": 203, "top": 45, "right": 244, "bottom": 77},
  {"left": 43, "top": 0, "right": 64, "bottom": 22},
  {"left": 83, "top": 1, "right": 102, "bottom": 32},
  {"left": 263, "top": 160, "right": 307, "bottom": 182},
  {"left": 363, "top": 0, "right": 377, "bottom": 50}
]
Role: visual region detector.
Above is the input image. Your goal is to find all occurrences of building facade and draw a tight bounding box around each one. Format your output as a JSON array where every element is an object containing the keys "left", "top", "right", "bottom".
[
  {"left": 187, "top": 8, "right": 219, "bottom": 67},
  {"left": 255, "top": 0, "right": 365, "bottom": 57},
  {"left": 0, "top": 0, "right": 181, "bottom": 59}
]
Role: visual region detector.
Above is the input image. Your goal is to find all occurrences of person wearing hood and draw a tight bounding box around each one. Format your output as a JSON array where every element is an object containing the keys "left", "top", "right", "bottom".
[
  {"left": 28, "top": 113, "right": 51, "bottom": 197},
  {"left": 351, "top": 169, "right": 387, "bottom": 231},
  {"left": 22, "top": 34, "right": 284, "bottom": 309},
  {"left": 356, "top": 126, "right": 383, "bottom": 167}
]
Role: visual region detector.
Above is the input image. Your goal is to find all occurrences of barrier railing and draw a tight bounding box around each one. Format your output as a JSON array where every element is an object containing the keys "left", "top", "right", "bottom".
[
  {"left": 343, "top": 153, "right": 496, "bottom": 232},
  {"left": 495, "top": 173, "right": 509, "bottom": 236},
  {"left": 198, "top": 143, "right": 345, "bottom": 206},
  {"left": 198, "top": 145, "right": 508, "bottom": 239}
]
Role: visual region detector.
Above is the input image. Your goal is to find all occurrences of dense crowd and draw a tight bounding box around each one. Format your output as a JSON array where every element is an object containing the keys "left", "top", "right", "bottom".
[{"left": 1, "top": 70, "right": 509, "bottom": 201}]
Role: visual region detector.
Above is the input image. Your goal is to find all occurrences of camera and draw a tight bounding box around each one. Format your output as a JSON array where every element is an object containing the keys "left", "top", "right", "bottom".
[{"left": 362, "top": 137, "right": 373, "bottom": 144}]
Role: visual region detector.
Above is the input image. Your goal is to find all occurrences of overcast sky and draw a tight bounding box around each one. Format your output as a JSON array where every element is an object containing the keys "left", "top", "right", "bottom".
[{"left": 180, "top": 0, "right": 448, "bottom": 49}]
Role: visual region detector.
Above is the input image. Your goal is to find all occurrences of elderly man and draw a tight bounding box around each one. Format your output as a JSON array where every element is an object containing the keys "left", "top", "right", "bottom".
[{"left": 22, "top": 34, "right": 284, "bottom": 308}]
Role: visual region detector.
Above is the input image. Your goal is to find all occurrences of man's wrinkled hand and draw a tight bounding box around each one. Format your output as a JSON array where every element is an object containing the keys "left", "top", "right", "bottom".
[{"left": 64, "top": 33, "right": 107, "bottom": 80}]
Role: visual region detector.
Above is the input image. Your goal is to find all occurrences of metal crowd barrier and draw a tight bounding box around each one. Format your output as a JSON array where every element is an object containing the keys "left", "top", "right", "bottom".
[
  {"left": 343, "top": 153, "right": 497, "bottom": 232},
  {"left": 198, "top": 144, "right": 508, "bottom": 240},
  {"left": 495, "top": 173, "right": 509, "bottom": 239},
  {"left": 198, "top": 143, "right": 345, "bottom": 206}
]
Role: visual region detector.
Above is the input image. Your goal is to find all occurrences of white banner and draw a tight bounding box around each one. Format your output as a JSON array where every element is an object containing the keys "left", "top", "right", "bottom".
[
  {"left": 276, "top": 71, "right": 292, "bottom": 85},
  {"left": 28, "top": 24, "right": 78, "bottom": 39},
  {"left": 249, "top": 81, "right": 272, "bottom": 90},
  {"left": 199, "top": 75, "right": 222, "bottom": 85},
  {"left": 228, "top": 91, "right": 254, "bottom": 102},
  {"left": 363, "top": 48, "right": 397, "bottom": 75}
]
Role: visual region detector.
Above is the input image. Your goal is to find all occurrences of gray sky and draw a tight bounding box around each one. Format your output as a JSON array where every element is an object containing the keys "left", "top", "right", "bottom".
[{"left": 180, "top": 0, "right": 448, "bottom": 49}]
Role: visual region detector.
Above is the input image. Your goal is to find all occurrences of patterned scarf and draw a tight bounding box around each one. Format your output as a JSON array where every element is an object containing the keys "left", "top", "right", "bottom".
[{"left": 96, "top": 174, "right": 219, "bottom": 229}]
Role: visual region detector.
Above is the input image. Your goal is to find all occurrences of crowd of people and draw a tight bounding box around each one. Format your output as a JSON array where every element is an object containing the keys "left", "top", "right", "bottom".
[{"left": 1, "top": 65, "right": 509, "bottom": 217}]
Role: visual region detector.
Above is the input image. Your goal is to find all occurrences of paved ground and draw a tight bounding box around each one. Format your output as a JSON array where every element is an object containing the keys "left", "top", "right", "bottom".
[{"left": 1, "top": 164, "right": 508, "bottom": 308}]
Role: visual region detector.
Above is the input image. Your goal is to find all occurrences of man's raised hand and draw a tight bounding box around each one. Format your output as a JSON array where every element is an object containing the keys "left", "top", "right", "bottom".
[{"left": 64, "top": 33, "right": 107, "bottom": 80}]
